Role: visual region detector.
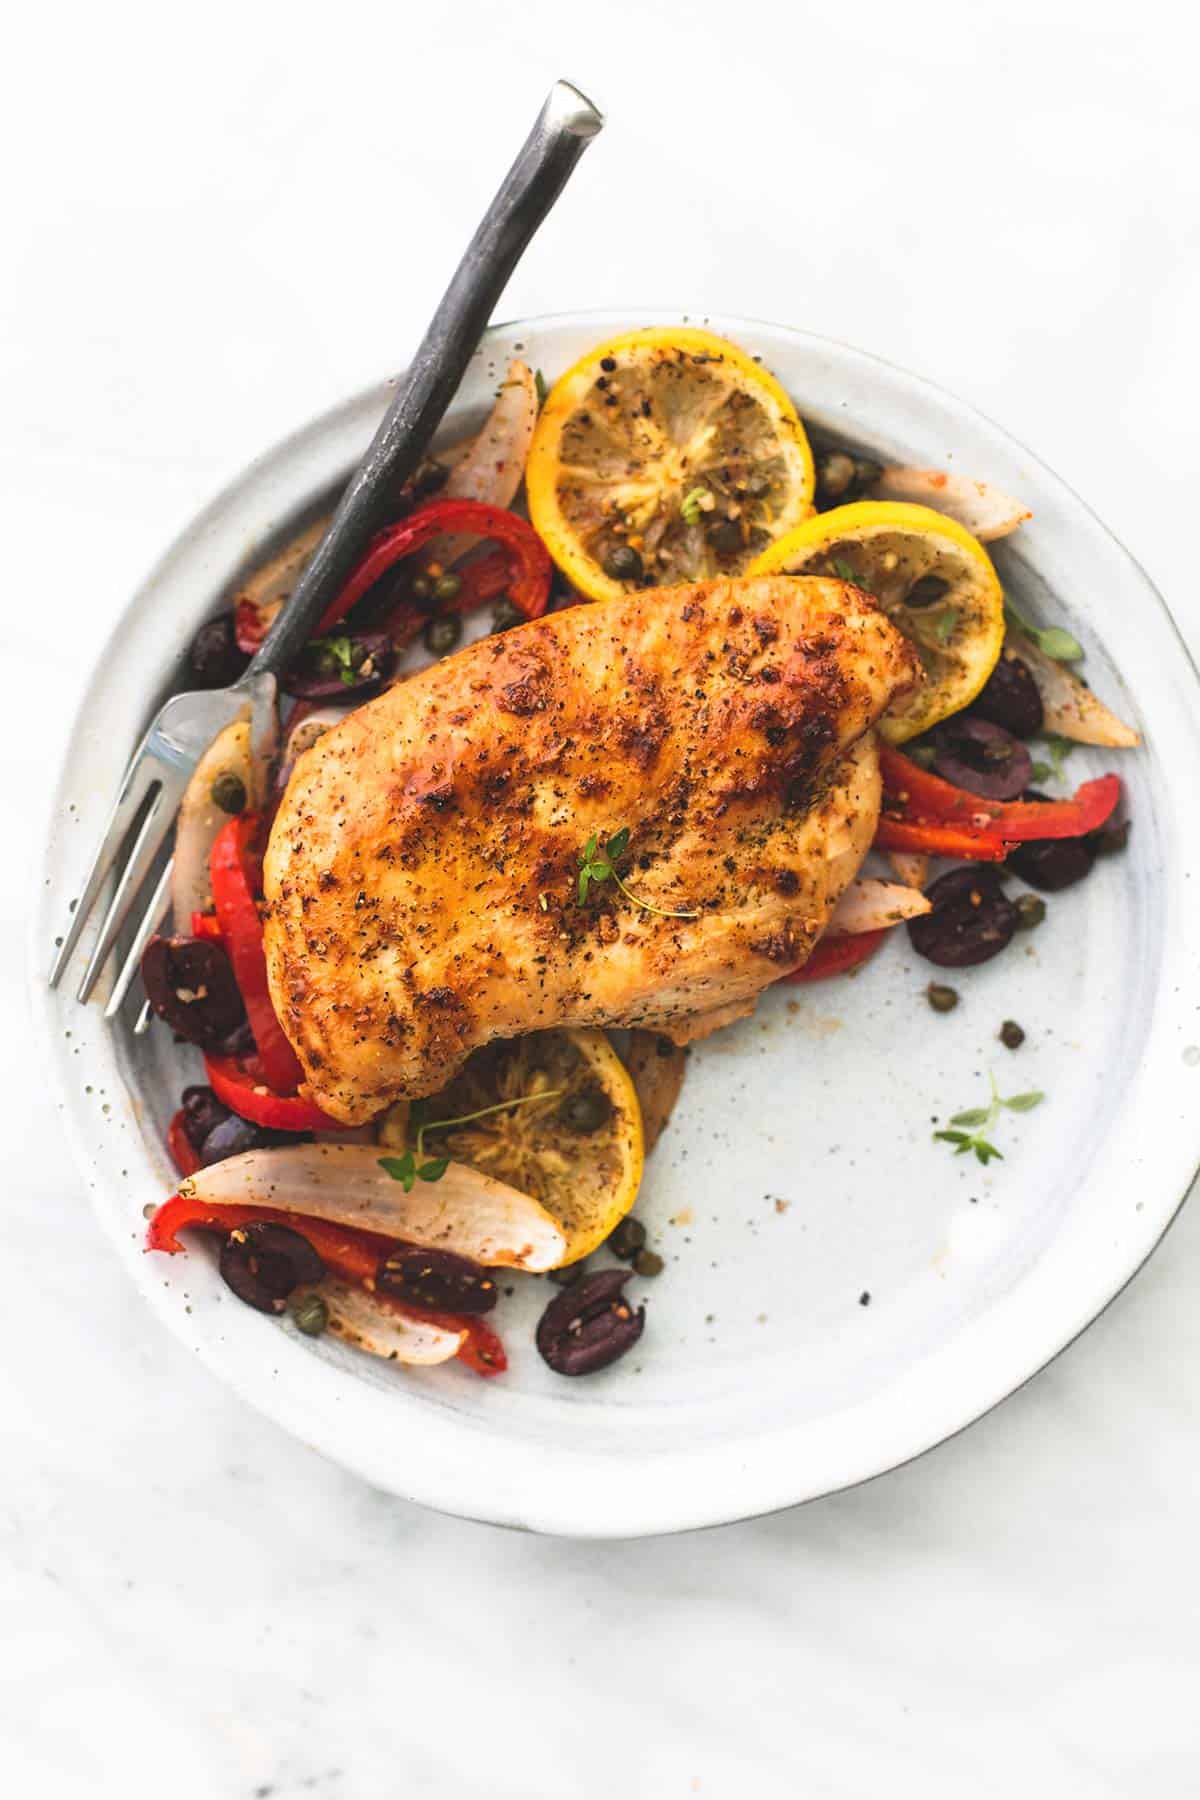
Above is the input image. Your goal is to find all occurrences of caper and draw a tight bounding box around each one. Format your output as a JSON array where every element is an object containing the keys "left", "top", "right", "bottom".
[
  {"left": 633, "top": 1248, "right": 664, "bottom": 1278},
  {"left": 561, "top": 1086, "right": 612, "bottom": 1134},
  {"left": 410, "top": 574, "right": 433, "bottom": 604},
  {"left": 433, "top": 571, "right": 462, "bottom": 603},
  {"left": 607, "top": 1215, "right": 646, "bottom": 1261},
  {"left": 816, "top": 451, "right": 856, "bottom": 502},
  {"left": 999, "top": 1020, "right": 1025, "bottom": 1050},
  {"left": 423, "top": 614, "right": 463, "bottom": 656},
  {"left": 602, "top": 543, "right": 643, "bottom": 582},
  {"left": 1014, "top": 893, "right": 1047, "bottom": 931},
  {"left": 210, "top": 772, "right": 246, "bottom": 815},
  {"left": 491, "top": 597, "right": 525, "bottom": 633},
  {"left": 412, "top": 458, "right": 449, "bottom": 496},
  {"left": 548, "top": 1260, "right": 588, "bottom": 1287},
  {"left": 289, "top": 1292, "right": 329, "bottom": 1337},
  {"left": 926, "top": 982, "right": 960, "bottom": 1013},
  {"left": 853, "top": 457, "right": 883, "bottom": 491},
  {"left": 908, "top": 743, "right": 937, "bottom": 769},
  {"left": 906, "top": 575, "right": 951, "bottom": 609},
  {"left": 708, "top": 520, "right": 743, "bottom": 556}
]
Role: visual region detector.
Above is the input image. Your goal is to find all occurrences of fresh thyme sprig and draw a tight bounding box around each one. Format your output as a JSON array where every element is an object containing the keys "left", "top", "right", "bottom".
[
  {"left": 577, "top": 828, "right": 699, "bottom": 920},
  {"left": 934, "top": 1072, "right": 1045, "bottom": 1165},
  {"left": 680, "top": 486, "right": 709, "bottom": 525},
  {"left": 378, "top": 1150, "right": 451, "bottom": 1191},
  {"left": 411, "top": 1089, "right": 565, "bottom": 1159},
  {"left": 377, "top": 1089, "right": 565, "bottom": 1189}
]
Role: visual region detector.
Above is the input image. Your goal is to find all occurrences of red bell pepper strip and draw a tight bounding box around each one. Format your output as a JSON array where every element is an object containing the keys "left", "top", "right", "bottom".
[
  {"left": 873, "top": 817, "right": 1009, "bottom": 863},
  {"left": 209, "top": 814, "right": 303, "bottom": 1094},
  {"left": 783, "top": 928, "right": 889, "bottom": 983},
  {"left": 147, "top": 1196, "right": 503, "bottom": 1373},
  {"left": 167, "top": 1111, "right": 203, "bottom": 1177},
  {"left": 235, "top": 499, "right": 552, "bottom": 652},
  {"left": 204, "top": 1053, "right": 339, "bottom": 1132},
  {"left": 879, "top": 745, "right": 1120, "bottom": 844}
]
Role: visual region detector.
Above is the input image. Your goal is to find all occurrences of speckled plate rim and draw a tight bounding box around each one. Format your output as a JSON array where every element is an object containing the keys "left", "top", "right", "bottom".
[{"left": 31, "top": 310, "right": 1200, "bottom": 1537}]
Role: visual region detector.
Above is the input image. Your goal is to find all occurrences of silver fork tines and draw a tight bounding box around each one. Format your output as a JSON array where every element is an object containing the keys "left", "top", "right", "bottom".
[{"left": 50, "top": 688, "right": 248, "bottom": 1001}]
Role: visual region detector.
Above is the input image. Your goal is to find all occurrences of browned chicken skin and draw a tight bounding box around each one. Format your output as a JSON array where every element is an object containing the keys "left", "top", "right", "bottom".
[{"left": 265, "top": 575, "right": 919, "bottom": 1123}]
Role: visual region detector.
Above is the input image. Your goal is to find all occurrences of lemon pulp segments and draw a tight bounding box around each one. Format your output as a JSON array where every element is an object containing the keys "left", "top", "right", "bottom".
[
  {"left": 527, "top": 327, "right": 815, "bottom": 602},
  {"left": 380, "top": 1029, "right": 644, "bottom": 1267},
  {"left": 750, "top": 500, "right": 1005, "bottom": 742}
]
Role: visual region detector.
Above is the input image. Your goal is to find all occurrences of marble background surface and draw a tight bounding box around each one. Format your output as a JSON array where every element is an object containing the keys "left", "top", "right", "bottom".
[{"left": 6, "top": 2, "right": 1199, "bottom": 1793}]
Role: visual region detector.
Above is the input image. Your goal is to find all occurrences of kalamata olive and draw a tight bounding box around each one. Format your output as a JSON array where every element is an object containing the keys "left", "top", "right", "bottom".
[
  {"left": 932, "top": 717, "right": 1032, "bottom": 801},
  {"left": 187, "top": 613, "right": 250, "bottom": 689},
  {"left": 1006, "top": 835, "right": 1095, "bottom": 891},
  {"left": 197, "top": 1111, "right": 291, "bottom": 1166},
  {"left": 219, "top": 1221, "right": 325, "bottom": 1314},
  {"left": 967, "top": 652, "right": 1044, "bottom": 738},
  {"left": 537, "top": 1267, "right": 645, "bottom": 1376},
  {"left": 211, "top": 1016, "right": 256, "bottom": 1060},
  {"left": 374, "top": 1246, "right": 497, "bottom": 1314},
  {"left": 1089, "top": 817, "right": 1131, "bottom": 857},
  {"left": 180, "top": 1084, "right": 232, "bottom": 1153},
  {"left": 280, "top": 631, "right": 395, "bottom": 700},
  {"left": 907, "top": 866, "right": 1018, "bottom": 968},
  {"left": 141, "top": 935, "right": 246, "bottom": 1048}
]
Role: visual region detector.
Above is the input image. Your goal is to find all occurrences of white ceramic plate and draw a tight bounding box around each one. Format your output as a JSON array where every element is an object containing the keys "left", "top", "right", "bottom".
[{"left": 33, "top": 312, "right": 1200, "bottom": 1537}]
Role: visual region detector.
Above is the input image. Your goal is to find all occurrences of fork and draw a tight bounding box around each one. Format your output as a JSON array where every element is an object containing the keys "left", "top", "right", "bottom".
[{"left": 47, "top": 79, "right": 603, "bottom": 1013}]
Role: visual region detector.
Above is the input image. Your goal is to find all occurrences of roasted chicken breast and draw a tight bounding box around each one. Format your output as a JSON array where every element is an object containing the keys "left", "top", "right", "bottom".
[{"left": 265, "top": 574, "right": 919, "bottom": 1122}]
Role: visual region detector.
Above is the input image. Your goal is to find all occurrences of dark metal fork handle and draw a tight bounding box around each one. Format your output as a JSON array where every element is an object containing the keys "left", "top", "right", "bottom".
[{"left": 242, "top": 79, "right": 603, "bottom": 685}]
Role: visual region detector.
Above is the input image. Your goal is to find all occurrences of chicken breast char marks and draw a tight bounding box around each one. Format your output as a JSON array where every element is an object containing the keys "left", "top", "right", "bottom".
[{"left": 264, "top": 574, "right": 919, "bottom": 1123}]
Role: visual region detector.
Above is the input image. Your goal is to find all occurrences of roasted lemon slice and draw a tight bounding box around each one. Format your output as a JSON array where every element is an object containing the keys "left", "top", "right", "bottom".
[
  {"left": 378, "top": 1029, "right": 644, "bottom": 1267},
  {"left": 750, "top": 500, "right": 1005, "bottom": 742},
  {"left": 526, "top": 327, "right": 815, "bottom": 601}
]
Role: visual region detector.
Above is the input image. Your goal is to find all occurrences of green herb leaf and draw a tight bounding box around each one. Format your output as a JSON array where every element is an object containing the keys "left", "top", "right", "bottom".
[
  {"left": 577, "top": 869, "right": 591, "bottom": 905},
  {"left": 680, "top": 487, "right": 708, "bottom": 526},
  {"left": 534, "top": 368, "right": 548, "bottom": 407},
  {"left": 581, "top": 833, "right": 598, "bottom": 866},
  {"left": 974, "top": 1140, "right": 1004, "bottom": 1165},
  {"left": 378, "top": 1152, "right": 416, "bottom": 1193},
  {"left": 1036, "top": 626, "right": 1083, "bottom": 662},
  {"left": 1042, "top": 733, "right": 1075, "bottom": 779},
  {"left": 832, "top": 558, "right": 859, "bottom": 585},
  {"left": 1005, "top": 603, "right": 1083, "bottom": 663},
  {"left": 1029, "top": 760, "right": 1052, "bottom": 783},
  {"left": 415, "top": 1157, "right": 450, "bottom": 1183},
  {"left": 605, "top": 826, "right": 630, "bottom": 861},
  {"left": 933, "top": 1130, "right": 971, "bottom": 1146},
  {"left": 1001, "top": 1090, "right": 1045, "bottom": 1113},
  {"left": 930, "top": 608, "right": 959, "bottom": 645},
  {"left": 950, "top": 1107, "right": 991, "bottom": 1128}
]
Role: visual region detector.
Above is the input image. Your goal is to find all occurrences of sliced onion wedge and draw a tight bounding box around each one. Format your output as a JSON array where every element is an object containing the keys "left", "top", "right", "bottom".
[
  {"left": 885, "top": 851, "right": 929, "bottom": 890},
  {"left": 290, "top": 1278, "right": 465, "bottom": 1365},
  {"left": 1006, "top": 630, "right": 1140, "bottom": 747},
  {"left": 171, "top": 719, "right": 254, "bottom": 927},
  {"left": 445, "top": 359, "right": 538, "bottom": 509},
  {"left": 870, "top": 468, "right": 1031, "bottom": 541},
  {"left": 431, "top": 360, "right": 539, "bottom": 569},
  {"left": 826, "top": 878, "right": 931, "bottom": 937},
  {"left": 178, "top": 1142, "right": 566, "bottom": 1270}
]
